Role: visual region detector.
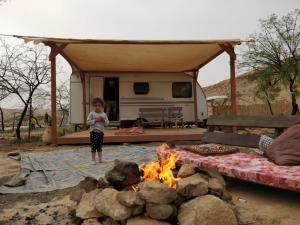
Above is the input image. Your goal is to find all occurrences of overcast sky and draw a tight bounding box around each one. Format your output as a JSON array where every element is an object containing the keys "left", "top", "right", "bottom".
[{"left": 0, "top": 0, "right": 299, "bottom": 108}]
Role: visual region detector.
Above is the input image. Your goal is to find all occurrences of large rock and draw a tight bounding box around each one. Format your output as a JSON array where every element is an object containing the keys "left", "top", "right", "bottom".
[
  {"left": 177, "top": 164, "right": 197, "bottom": 178},
  {"left": 176, "top": 173, "right": 208, "bottom": 199},
  {"left": 138, "top": 181, "right": 177, "bottom": 204},
  {"left": 79, "top": 177, "right": 99, "bottom": 193},
  {"left": 117, "top": 191, "right": 145, "bottom": 207},
  {"left": 126, "top": 216, "right": 172, "bottom": 225},
  {"left": 208, "top": 177, "right": 225, "bottom": 196},
  {"left": 76, "top": 189, "right": 103, "bottom": 219},
  {"left": 178, "top": 195, "right": 238, "bottom": 225},
  {"left": 105, "top": 160, "right": 141, "bottom": 189},
  {"left": 195, "top": 167, "right": 225, "bottom": 187},
  {"left": 94, "top": 188, "right": 132, "bottom": 221},
  {"left": 70, "top": 187, "right": 85, "bottom": 204},
  {"left": 146, "top": 203, "right": 175, "bottom": 220}
]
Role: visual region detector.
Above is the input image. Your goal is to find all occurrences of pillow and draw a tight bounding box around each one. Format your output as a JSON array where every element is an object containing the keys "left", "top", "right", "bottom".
[
  {"left": 265, "top": 124, "right": 300, "bottom": 166},
  {"left": 177, "top": 144, "right": 239, "bottom": 155}
]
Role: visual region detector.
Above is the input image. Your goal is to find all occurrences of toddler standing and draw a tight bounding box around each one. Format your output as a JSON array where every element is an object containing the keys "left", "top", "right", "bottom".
[{"left": 87, "top": 97, "right": 109, "bottom": 164}]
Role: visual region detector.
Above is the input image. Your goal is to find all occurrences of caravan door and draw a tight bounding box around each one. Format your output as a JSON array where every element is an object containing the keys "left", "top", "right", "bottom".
[{"left": 89, "top": 76, "right": 104, "bottom": 111}]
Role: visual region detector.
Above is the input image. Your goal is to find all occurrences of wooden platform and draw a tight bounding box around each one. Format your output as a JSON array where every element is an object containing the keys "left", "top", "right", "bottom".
[{"left": 56, "top": 128, "right": 206, "bottom": 145}]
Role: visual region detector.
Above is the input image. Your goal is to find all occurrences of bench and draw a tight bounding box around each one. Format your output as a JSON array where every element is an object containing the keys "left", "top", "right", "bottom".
[
  {"left": 139, "top": 107, "right": 184, "bottom": 128},
  {"left": 165, "top": 107, "right": 184, "bottom": 128},
  {"left": 203, "top": 115, "right": 300, "bottom": 148},
  {"left": 139, "top": 108, "right": 165, "bottom": 128}
]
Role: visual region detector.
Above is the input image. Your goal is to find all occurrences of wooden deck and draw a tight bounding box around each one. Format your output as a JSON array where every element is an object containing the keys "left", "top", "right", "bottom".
[{"left": 56, "top": 128, "right": 206, "bottom": 145}]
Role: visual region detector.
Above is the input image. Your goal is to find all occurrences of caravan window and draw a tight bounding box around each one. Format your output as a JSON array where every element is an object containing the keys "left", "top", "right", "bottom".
[
  {"left": 134, "top": 82, "right": 149, "bottom": 95},
  {"left": 172, "top": 82, "right": 192, "bottom": 98}
]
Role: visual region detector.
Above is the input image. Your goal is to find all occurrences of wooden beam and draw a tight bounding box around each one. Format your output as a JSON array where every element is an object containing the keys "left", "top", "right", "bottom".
[
  {"left": 230, "top": 56, "right": 237, "bottom": 115},
  {"left": 219, "top": 44, "right": 236, "bottom": 60},
  {"left": 80, "top": 72, "right": 87, "bottom": 128},
  {"left": 202, "top": 132, "right": 260, "bottom": 148},
  {"left": 49, "top": 43, "right": 68, "bottom": 61},
  {"left": 196, "top": 49, "right": 225, "bottom": 70},
  {"left": 193, "top": 71, "right": 198, "bottom": 125},
  {"left": 50, "top": 52, "right": 57, "bottom": 144}
]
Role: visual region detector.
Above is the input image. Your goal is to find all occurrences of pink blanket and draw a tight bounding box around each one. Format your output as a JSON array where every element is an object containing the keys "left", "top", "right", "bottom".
[{"left": 160, "top": 148, "right": 300, "bottom": 192}]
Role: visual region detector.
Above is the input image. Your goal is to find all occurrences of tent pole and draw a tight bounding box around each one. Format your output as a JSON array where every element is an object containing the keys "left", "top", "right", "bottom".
[
  {"left": 230, "top": 56, "right": 237, "bottom": 115},
  {"left": 50, "top": 54, "right": 57, "bottom": 144},
  {"left": 193, "top": 71, "right": 198, "bottom": 126},
  {"left": 80, "top": 72, "right": 87, "bottom": 129}
]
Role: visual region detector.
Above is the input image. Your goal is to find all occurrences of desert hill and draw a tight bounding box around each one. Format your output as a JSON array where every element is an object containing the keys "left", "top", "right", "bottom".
[{"left": 203, "top": 73, "right": 298, "bottom": 106}]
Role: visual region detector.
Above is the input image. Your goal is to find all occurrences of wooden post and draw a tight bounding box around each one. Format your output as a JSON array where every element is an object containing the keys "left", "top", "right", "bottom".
[
  {"left": 230, "top": 56, "right": 237, "bottom": 115},
  {"left": 193, "top": 71, "right": 198, "bottom": 126},
  {"left": 81, "top": 72, "right": 87, "bottom": 128},
  {"left": 50, "top": 55, "right": 57, "bottom": 144}
]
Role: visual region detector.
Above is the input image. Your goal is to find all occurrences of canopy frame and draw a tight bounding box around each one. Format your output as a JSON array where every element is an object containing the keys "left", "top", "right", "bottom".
[{"left": 31, "top": 36, "right": 239, "bottom": 144}]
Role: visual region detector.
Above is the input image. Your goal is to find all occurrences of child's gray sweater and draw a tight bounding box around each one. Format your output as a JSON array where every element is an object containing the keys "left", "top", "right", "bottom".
[{"left": 87, "top": 111, "right": 109, "bottom": 132}]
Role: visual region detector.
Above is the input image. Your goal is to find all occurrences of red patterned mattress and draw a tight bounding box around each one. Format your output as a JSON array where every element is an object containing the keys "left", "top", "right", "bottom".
[{"left": 160, "top": 148, "right": 300, "bottom": 192}]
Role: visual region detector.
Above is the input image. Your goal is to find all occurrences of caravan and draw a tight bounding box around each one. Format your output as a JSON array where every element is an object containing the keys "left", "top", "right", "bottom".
[{"left": 70, "top": 72, "right": 208, "bottom": 127}]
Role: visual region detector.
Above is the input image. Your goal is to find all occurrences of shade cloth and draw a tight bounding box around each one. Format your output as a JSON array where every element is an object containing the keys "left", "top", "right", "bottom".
[{"left": 12, "top": 35, "right": 241, "bottom": 72}]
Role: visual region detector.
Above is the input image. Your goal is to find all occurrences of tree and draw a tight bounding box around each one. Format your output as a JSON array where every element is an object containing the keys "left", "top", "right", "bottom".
[
  {"left": 57, "top": 81, "right": 70, "bottom": 127},
  {"left": 246, "top": 69, "right": 281, "bottom": 115},
  {"left": 0, "top": 88, "right": 9, "bottom": 131},
  {"left": 239, "top": 10, "right": 300, "bottom": 115},
  {"left": 0, "top": 39, "right": 51, "bottom": 140}
]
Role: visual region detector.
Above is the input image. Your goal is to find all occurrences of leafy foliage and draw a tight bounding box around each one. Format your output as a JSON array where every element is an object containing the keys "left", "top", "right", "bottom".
[{"left": 239, "top": 10, "right": 300, "bottom": 115}]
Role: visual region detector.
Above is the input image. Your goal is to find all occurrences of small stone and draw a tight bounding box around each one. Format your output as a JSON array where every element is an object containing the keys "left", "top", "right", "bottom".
[
  {"left": 138, "top": 181, "right": 177, "bottom": 204},
  {"left": 79, "top": 177, "right": 99, "bottom": 193},
  {"left": 117, "top": 191, "right": 145, "bottom": 207},
  {"left": 146, "top": 203, "right": 175, "bottom": 220},
  {"left": 131, "top": 205, "right": 144, "bottom": 216},
  {"left": 222, "top": 191, "right": 233, "bottom": 201},
  {"left": 82, "top": 218, "right": 103, "bottom": 225},
  {"left": 95, "top": 188, "right": 132, "bottom": 221},
  {"left": 102, "top": 217, "right": 121, "bottom": 225},
  {"left": 178, "top": 195, "right": 238, "bottom": 225},
  {"left": 126, "top": 216, "right": 172, "bottom": 225},
  {"left": 98, "top": 177, "right": 110, "bottom": 189},
  {"left": 35, "top": 214, "right": 53, "bottom": 225},
  {"left": 176, "top": 173, "right": 208, "bottom": 199},
  {"left": 70, "top": 187, "right": 85, "bottom": 204},
  {"left": 76, "top": 189, "right": 103, "bottom": 219},
  {"left": 105, "top": 160, "right": 141, "bottom": 189},
  {"left": 177, "top": 164, "right": 197, "bottom": 178}
]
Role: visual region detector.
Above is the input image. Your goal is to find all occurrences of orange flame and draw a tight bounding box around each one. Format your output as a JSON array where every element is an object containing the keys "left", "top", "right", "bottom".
[{"left": 140, "top": 143, "right": 180, "bottom": 188}]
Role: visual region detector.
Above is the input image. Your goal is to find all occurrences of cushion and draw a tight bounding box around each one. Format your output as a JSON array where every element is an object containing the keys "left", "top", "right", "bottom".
[
  {"left": 265, "top": 124, "right": 300, "bottom": 166},
  {"left": 177, "top": 144, "right": 239, "bottom": 155}
]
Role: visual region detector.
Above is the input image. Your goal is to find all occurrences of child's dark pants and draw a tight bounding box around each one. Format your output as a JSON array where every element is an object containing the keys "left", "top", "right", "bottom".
[{"left": 90, "top": 131, "right": 104, "bottom": 152}]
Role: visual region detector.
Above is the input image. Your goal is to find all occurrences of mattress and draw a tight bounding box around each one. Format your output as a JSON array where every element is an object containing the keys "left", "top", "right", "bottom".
[{"left": 160, "top": 148, "right": 300, "bottom": 192}]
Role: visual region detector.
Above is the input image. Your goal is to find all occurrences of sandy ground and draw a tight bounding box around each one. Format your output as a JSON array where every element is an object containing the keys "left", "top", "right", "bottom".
[{"left": 0, "top": 140, "right": 299, "bottom": 225}]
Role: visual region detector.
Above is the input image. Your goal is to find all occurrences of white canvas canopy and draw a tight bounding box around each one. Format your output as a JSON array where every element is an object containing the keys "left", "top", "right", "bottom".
[{"left": 13, "top": 35, "right": 241, "bottom": 72}]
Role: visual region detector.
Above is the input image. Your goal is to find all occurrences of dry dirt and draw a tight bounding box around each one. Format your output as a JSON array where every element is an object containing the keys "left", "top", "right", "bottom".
[{"left": 0, "top": 140, "right": 299, "bottom": 225}]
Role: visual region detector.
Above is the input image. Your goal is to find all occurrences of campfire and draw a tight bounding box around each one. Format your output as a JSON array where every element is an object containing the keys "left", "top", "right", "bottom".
[
  {"left": 71, "top": 144, "right": 238, "bottom": 225},
  {"left": 140, "top": 144, "right": 179, "bottom": 188}
]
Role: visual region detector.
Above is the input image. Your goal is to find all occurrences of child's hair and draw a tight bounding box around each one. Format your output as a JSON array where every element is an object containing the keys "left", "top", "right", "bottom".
[{"left": 92, "top": 97, "right": 105, "bottom": 107}]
